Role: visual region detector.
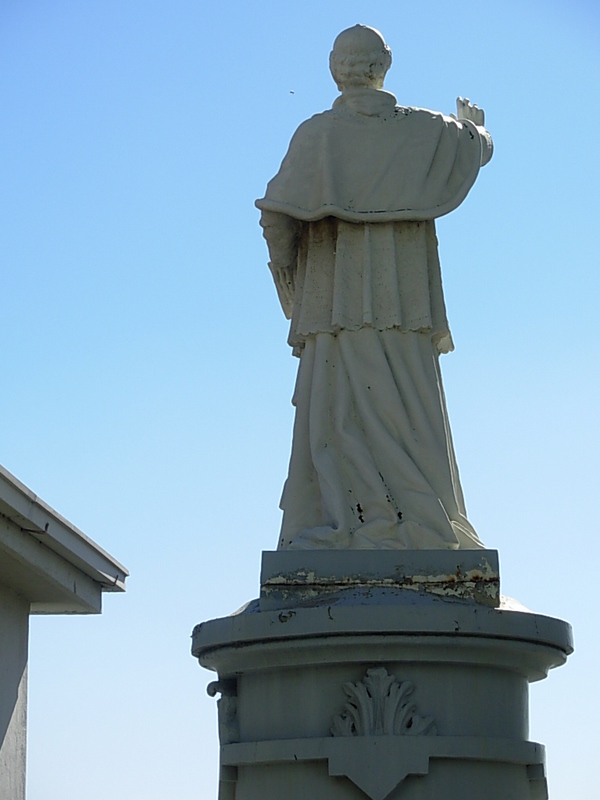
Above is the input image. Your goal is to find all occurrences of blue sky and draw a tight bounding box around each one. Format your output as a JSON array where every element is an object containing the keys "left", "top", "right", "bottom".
[{"left": 1, "top": 1, "right": 599, "bottom": 798}]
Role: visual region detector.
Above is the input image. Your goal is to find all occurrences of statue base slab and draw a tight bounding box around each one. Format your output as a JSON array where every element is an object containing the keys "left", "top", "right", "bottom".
[
  {"left": 192, "top": 551, "right": 572, "bottom": 800},
  {"left": 260, "top": 549, "right": 500, "bottom": 609}
]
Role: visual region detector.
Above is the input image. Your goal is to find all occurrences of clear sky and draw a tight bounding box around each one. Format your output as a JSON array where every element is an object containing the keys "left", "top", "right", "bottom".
[{"left": 1, "top": 1, "right": 598, "bottom": 798}]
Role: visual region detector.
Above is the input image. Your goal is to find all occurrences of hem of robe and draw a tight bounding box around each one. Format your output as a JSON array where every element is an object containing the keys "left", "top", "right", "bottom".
[{"left": 256, "top": 196, "right": 476, "bottom": 223}]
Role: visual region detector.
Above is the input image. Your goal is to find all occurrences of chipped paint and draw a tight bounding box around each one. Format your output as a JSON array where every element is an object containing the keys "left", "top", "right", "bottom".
[
  {"left": 259, "top": 552, "right": 502, "bottom": 610},
  {"left": 262, "top": 561, "right": 500, "bottom": 608}
]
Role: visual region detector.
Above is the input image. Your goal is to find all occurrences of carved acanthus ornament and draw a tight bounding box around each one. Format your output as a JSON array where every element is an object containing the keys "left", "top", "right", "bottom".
[{"left": 331, "top": 667, "right": 436, "bottom": 737}]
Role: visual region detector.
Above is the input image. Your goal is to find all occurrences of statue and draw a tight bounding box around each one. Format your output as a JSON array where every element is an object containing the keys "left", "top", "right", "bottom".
[{"left": 256, "top": 24, "right": 493, "bottom": 551}]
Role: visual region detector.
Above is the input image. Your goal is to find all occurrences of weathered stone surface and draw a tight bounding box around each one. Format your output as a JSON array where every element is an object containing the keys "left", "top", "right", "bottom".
[{"left": 260, "top": 549, "right": 500, "bottom": 610}]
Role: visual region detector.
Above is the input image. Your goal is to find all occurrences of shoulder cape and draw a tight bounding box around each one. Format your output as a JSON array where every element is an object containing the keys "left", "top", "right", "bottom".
[{"left": 256, "top": 107, "right": 482, "bottom": 222}]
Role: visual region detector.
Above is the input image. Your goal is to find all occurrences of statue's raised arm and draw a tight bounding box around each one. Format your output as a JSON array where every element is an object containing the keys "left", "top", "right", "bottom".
[{"left": 256, "top": 25, "right": 493, "bottom": 551}]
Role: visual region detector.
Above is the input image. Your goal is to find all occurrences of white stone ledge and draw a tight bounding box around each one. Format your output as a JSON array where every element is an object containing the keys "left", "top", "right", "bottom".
[
  {"left": 223, "top": 735, "right": 545, "bottom": 767},
  {"left": 222, "top": 736, "right": 547, "bottom": 800}
]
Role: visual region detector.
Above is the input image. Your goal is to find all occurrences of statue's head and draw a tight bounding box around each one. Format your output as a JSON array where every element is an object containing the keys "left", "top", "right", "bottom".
[{"left": 329, "top": 25, "right": 392, "bottom": 92}]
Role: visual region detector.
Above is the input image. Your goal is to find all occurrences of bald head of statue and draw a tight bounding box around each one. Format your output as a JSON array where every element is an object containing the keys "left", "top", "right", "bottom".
[{"left": 329, "top": 24, "right": 392, "bottom": 93}]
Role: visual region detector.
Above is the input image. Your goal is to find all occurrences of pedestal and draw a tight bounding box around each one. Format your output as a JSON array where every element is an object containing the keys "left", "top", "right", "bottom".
[{"left": 192, "top": 551, "right": 572, "bottom": 800}]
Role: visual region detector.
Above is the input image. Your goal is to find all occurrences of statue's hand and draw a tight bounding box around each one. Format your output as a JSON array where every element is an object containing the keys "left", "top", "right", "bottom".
[{"left": 455, "top": 97, "right": 485, "bottom": 127}]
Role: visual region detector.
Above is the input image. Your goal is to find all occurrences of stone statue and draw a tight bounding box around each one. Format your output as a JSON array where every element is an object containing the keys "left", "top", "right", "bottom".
[{"left": 256, "top": 25, "right": 493, "bottom": 551}]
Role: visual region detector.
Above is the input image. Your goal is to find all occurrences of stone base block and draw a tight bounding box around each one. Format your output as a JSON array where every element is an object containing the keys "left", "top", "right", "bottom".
[{"left": 260, "top": 549, "right": 500, "bottom": 609}]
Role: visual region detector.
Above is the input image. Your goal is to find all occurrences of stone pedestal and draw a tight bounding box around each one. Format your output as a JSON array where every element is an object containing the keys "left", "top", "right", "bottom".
[{"left": 192, "top": 551, "right": 572, "bottom": 800}]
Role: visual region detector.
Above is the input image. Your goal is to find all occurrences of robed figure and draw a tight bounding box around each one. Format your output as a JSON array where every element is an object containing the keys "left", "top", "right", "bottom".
[{"left": 257, "top": 25, "right": 493, "bottom": 551}]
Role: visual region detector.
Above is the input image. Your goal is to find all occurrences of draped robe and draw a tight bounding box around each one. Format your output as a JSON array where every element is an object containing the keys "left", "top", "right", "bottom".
[{"left": 256, "top": 89, "right": 492, "bottom": 550}]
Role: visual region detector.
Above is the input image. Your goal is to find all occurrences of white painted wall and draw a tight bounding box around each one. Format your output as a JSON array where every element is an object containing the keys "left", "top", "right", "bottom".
[{"left": 0, "top": 583, "right": 29, "bottom": 800}]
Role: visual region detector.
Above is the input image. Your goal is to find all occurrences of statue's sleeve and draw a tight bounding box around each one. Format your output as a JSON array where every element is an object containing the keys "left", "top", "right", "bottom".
[
  {"left": 476, "top": 126, "right": 493, "bottom": 166},
  {"left": 260, "top": 210, "right": 302, "bottom": 318},
  {"left": 259, "top": 210, "right": 301, "bottom": 269}
]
